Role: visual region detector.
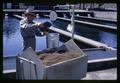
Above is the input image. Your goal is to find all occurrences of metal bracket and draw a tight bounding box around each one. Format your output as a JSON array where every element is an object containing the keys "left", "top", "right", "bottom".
[{"left": 17, "top": 56, "right": 38, "bottom": 79}]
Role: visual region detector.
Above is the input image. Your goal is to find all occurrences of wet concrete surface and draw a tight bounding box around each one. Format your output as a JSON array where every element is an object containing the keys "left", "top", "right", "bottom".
[
  {"left": 94, "top": 11, "right": 117, "bottom": 20},
  {"left": 81, "top": 68, "right": 117, "bottom": 80}
]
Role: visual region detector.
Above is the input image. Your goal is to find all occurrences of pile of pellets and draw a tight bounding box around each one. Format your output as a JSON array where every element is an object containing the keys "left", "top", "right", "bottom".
[{"left": 38, "top": 52, "right": 80, "bottom": 66}]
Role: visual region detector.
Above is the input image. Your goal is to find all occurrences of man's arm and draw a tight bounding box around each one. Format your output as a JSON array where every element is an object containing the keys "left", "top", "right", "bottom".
[
  {"left": 35, "top": 22, "right": 51, "bottom": 36},
  {"left": 20, "top": 20, "right": 39, "bottom": 29},
  {"left": 39, "top": 22, "right": 52, "bottom": 32}
]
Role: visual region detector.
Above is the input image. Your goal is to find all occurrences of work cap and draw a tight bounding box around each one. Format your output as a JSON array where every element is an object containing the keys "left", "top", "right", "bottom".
[{"left": 24, "top": 8, "right": 36, "bottom": 17}]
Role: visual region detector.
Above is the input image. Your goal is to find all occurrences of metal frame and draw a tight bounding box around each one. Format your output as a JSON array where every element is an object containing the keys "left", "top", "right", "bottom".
[
  {"left": 16, "top": 56, "right": 38, "bottom": 79},
  {"left": 54, "top": 5, "right": 75, "bottom": 40}
]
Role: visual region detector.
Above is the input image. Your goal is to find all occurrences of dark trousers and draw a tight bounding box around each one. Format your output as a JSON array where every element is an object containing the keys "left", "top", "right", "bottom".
[{"left": 23, "top": 37, "right": 36, "bottom": 51}]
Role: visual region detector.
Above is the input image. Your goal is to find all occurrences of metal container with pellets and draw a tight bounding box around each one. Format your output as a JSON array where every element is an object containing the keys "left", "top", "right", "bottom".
[
  {"left": 16, "top": 39, "right": 87, "bottom": 80},
  {"left": 16, "top": 10, "right": 87, "bottom": 79}
]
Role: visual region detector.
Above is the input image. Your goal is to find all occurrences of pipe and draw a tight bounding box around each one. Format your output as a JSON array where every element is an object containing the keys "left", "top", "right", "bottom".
[
  {"left": 49, "top": 26, "right": 117, "bottom": 51},
  {"left": 71, "top": 5, "right": 75, "bottom": 40},
  {"left": 14, "top": 15, "right": 24, "bottom": 19}
]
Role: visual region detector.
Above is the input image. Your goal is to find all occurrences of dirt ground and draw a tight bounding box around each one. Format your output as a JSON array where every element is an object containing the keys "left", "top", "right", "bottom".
[{"left": 38, "top": 52, "right": 80, "bottom": 66}]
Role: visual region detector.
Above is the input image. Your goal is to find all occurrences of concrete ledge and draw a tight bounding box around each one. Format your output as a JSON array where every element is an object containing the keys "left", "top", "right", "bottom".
[
  {"left": 3, "top": 69, "right": 16, "bottom": 79},
  {"left": 75, "top": 15, "right": 117, "bottom": 23},
  {"left": 3, "top": 69, "right": 16, "bottom": 74},
  {"left": 82, "top": 68, "right": 117, "bottom": 80},
  {"left": 44, "top": 15, "right": 116, "bottom": 34},
  {"left": 88, "top": 58, "right": 117, "bottom": 72},
  {"left": 3, "top": 57, "right": 117, "bottom": 79}
]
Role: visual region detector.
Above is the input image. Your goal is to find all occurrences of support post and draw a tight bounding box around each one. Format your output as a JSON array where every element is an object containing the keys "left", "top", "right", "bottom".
[{"left": 71, "top": 5, "right": 75, "bottom": 40}]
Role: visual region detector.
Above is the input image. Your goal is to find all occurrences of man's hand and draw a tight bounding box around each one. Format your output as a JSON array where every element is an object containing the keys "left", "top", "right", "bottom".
[
  {"left": 37, "top": 22, "right": 51, "bottom": 28},
  {"left": 35, "top": 22, "right": 51, "bottom": 32},
  {"left": 33, "top": 23, "right": 44, "bottom": 28},
  {"left": 37, "top": 23, "right": 45, "bottom": 28}
]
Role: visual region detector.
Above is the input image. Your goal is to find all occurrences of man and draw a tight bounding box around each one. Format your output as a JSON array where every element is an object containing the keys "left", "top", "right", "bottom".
[{"left": 20, "top": 9, "right": 51, "bottom": 51}]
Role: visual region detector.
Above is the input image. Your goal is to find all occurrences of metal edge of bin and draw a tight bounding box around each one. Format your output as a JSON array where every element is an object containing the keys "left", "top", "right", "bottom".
[
  {"left": 64, "top": 39, "right": 86, "bottom": 56},
  {"left": 43, "top": 39, "right": 87, "bottom": 67},
  {"left": 45, "top": 55, "right": 87, "bottom": 80},
  {"left": 16, "top": 47, "right": 46, "bottom": 80},
  {"left": 45, "top": 53, "right": 86, "bottom": 68},
  {"left": 16, "top": 39, "right": 88, "bottom": 80},
  {"left": 45, "top": 39, "right": 88, "bottom": 80}
]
